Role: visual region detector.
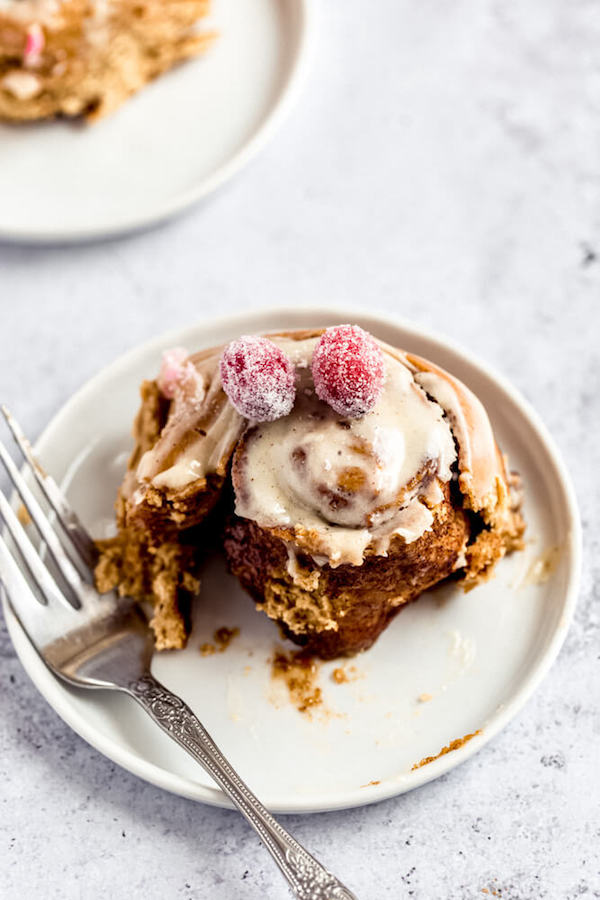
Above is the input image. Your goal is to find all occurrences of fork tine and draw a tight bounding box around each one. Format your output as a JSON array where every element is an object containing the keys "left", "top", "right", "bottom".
[
  {"left": 0, "top": 532, "right": 79, "bottom": 655},
  {"left": 1, "top": 406, "right": 98, "bottom": 570},
  {"left": 0, "top": 438, "right": 84, "bottom": 609},
  {"left": 0, "top": 489, "right": 71, "bottom": 609},
  {"left": 0, "top": 531, "right": 44, "bottom": 626}
]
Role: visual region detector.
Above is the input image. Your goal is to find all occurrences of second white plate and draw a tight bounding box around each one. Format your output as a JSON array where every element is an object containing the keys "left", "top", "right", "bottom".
[
  {"left": 0, "top": 0, "right": 313, "bottom": 242},
  {"left": 3, "top": 308, "right": 581, "bottom": 812}
]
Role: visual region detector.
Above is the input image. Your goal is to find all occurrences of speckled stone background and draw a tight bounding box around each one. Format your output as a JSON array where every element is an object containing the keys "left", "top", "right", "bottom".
[{"left": 1, "top": 1, "right": 599, "bottom": 897}]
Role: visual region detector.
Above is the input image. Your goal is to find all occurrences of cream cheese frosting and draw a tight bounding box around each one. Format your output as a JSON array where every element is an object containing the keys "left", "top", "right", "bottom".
[
  {"left": 135, "top": 344, "right": 245, "bottom": 490},
  {"left": 232, "top": 337, "right": 457, "bottom": 565}
]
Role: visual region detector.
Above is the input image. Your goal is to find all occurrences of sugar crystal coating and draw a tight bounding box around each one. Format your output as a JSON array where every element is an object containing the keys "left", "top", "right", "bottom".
[
  {"left": 220, "top": 335, "right": 296, "bottom": 421},
  {"left": 157, "top": 347, "right": 190, "bottom": 399},
  {"left": 312, "top": 325, "right": 385, "bottom": 417}
]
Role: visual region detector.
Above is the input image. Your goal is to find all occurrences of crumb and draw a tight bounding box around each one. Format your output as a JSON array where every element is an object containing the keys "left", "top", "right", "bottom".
[
  {"left": 523, "top": 547, "right": 560, "bottom": 585},
  {"left": 411, "top": 730, "right": 482, "bottom": 770},
  {"left": 17, "top": 504, "right": 31, "bottom": 527},
  {"left": 214, "top": 626, "right": 240, "bottom": 652},
  {"left": 331, "top": 665, "right": 361, "bottom": 684},
  {"left": 360, "top": 780, "right": 381, "bottom": 787},
  {"left": 200, "top": 627, "right": 239, "bottom": 657},
  {"left": 243, "top": 665, "right": 252, "bottom": 676},
  {"left": 418, "top": 693, "right": 433, "bottom": 703},
  {"left": 271, "top": 648, "right": 322, "bottom": 714}
]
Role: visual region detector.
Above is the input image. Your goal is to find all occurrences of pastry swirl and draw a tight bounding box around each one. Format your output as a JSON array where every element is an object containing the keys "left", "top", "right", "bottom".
[{"left": 231, "top": 335, "right": 458, "bottom": 566}]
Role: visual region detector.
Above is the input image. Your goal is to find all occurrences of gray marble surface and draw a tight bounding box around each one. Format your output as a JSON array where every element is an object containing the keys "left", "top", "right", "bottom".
[{"left": 1, "top": 1, "right": 599, "bottom": 897}]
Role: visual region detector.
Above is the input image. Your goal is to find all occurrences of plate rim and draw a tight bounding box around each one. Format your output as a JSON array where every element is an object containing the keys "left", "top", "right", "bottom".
[
  {"left": 2, "top": 305, "right": 582, "bottom": 813},
  {"left": 0, "top": 0, "right": 316, "bottom": 245}
]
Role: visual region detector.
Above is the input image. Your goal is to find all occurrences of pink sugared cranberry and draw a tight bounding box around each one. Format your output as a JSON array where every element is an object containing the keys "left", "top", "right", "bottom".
[
  {"left": 157, "top": 347, "right": 192, "bottom": 399},
  {"left": 312, "top": 325, "right": 385, "bottom": 417},
  {"left": 220, "top": 335, "right": 295, "bottom": 421}
]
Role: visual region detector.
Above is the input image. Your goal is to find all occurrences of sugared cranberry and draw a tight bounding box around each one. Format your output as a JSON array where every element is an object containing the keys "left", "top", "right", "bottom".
[
  {"left": 157, "top": 347, "right": 192, "bottom": 399},
  {"left": 220, "top": 335, "right": 296, "bottom": 421},
  {"left": 312, "top": 325, "right": 385, "bottom": 417}
]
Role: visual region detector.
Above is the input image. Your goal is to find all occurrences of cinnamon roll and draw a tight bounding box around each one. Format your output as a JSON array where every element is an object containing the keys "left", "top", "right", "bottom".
[{"left": 96, "top": 327, "right": 524, "bottom": 656}]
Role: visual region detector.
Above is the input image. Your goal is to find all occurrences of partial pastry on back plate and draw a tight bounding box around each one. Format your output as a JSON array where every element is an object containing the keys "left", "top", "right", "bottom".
[
  {"left": 95, "top": 326, "right": 524, "bottom": 658},
  {"left": 0, "top": 0, "right": 212, "bottom": 121}
]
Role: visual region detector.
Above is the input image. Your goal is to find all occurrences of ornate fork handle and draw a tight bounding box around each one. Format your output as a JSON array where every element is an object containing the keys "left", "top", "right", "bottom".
[{"left": 128, "top": 674, "right": 358, "bottom": 900}]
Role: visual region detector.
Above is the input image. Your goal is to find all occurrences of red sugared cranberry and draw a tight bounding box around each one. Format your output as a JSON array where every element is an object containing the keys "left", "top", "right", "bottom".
[
  {"left": 220, "top": 335, "right": 296, "bottom": 421},
  {"left": 312, "top": 325, "right": 385, "bottom": 417}
]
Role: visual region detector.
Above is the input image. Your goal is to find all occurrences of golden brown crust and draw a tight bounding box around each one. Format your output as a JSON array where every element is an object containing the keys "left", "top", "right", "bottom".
[
  {"left": 128, "top": 380, "right": 169, "bottom": 470},
  {"left": 0, "top": 0, "right": 212, "bottom": 122},
  {"left": 223, "top": 485, "right": 471, "bottom": 658},
  {"left": 462, "top": 470, "right": 525, "bottom": 589},
  {"left": 123, "top": 472, "right": 226, "bottom": 535}
]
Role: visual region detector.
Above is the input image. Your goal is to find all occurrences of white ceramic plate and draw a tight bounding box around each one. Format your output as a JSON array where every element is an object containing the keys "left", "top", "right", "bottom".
[
  {"left": 3, "top": 308, "right": 581, "bottom": 813},
  {"left": 0, "top": 0, "right": 313, "bottom": 243}
]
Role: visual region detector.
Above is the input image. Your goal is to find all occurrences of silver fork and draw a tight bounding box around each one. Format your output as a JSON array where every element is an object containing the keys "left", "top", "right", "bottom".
[{"left": 0, "top": 408, "right": 358, "bottom": 900}]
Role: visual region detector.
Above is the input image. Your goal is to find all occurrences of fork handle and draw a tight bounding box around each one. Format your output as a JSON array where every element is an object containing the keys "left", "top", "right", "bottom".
[{"left": 127, "top": 674, "right": 358, "bottom": 900}]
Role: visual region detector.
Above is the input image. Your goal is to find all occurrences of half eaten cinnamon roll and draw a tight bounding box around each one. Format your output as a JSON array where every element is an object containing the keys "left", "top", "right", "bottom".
[{"left": 95, "top": 327, "right": 524, "bottom": 657}]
